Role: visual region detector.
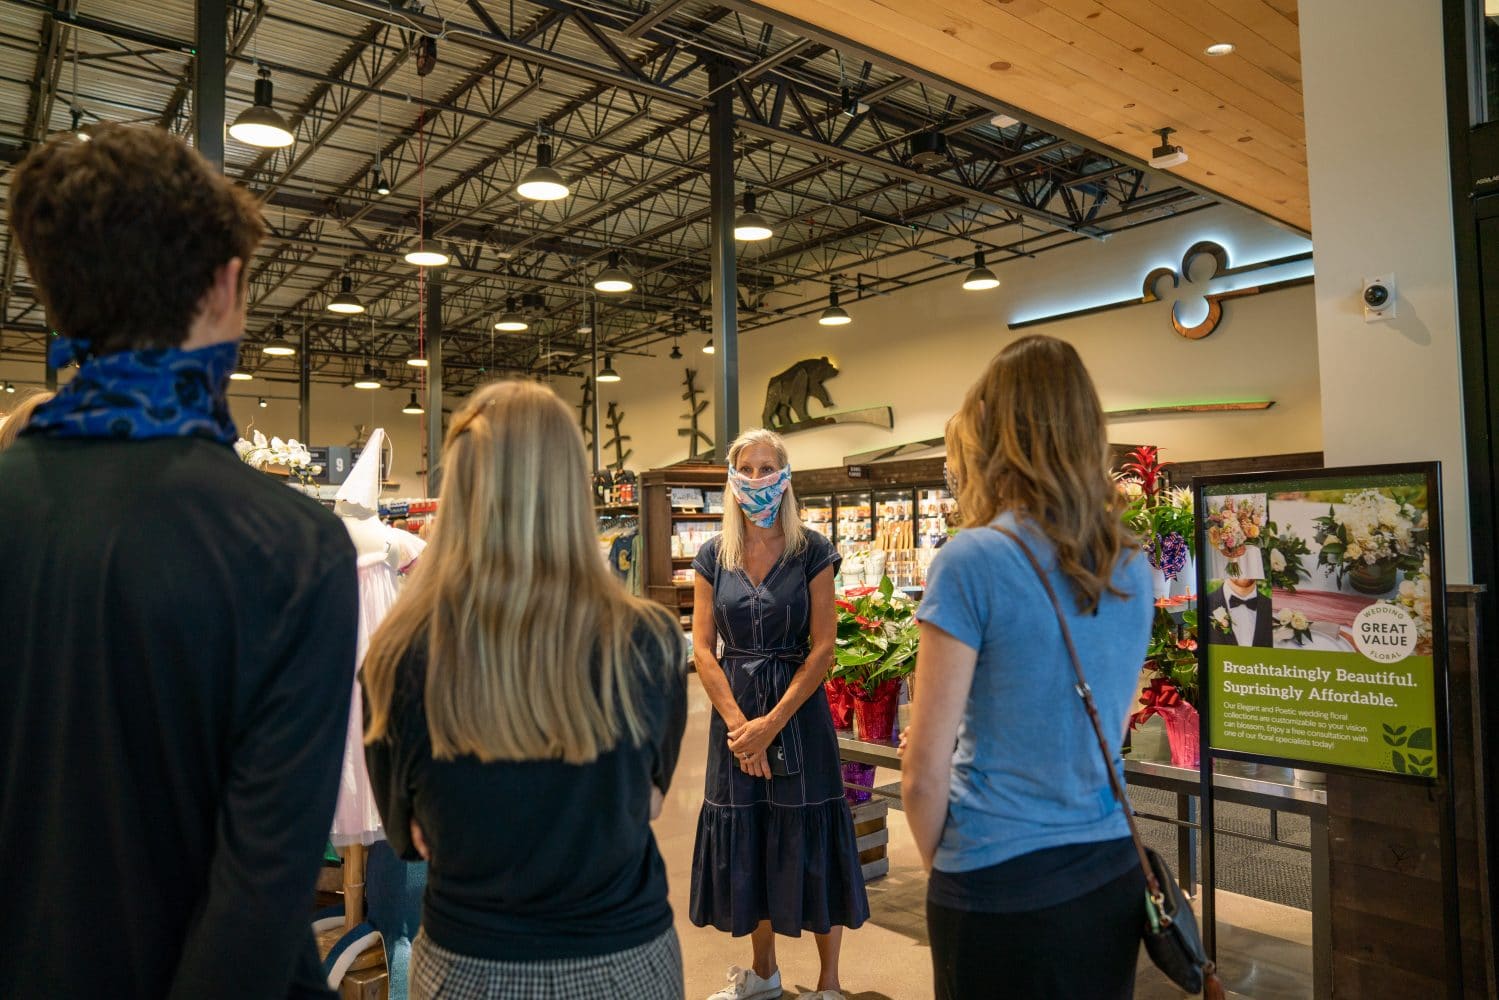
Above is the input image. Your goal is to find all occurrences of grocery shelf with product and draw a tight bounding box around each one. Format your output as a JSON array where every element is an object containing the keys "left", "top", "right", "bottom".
[{"left": 640, "top": 464, "right": 727, "bottom": 630}]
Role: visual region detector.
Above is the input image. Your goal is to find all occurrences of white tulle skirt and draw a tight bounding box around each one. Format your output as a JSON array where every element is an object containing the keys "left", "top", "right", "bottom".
[{"left": 330, "top": 554, "right": 401, "bottom": 846}]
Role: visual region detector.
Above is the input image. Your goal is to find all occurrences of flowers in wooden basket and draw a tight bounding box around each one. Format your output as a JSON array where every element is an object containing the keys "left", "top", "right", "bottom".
[{"left": 1313, "top": 488, "right": 1427, "bottom": 590}]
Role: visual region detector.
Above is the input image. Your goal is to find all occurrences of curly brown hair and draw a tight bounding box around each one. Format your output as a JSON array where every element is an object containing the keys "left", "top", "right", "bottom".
[{"left": 10, "top": 125, "right": 266, "bottom": 354}]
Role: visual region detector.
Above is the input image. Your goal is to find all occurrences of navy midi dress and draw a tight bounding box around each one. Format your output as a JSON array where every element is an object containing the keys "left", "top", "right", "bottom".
[{"left": 689, "top": 532, "right": 870, "bottom": 937}]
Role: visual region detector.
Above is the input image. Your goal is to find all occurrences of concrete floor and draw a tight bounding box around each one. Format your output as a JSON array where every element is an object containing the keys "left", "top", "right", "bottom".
[{"left": 656, "top": 686, "right": 1314, "bottom": 1000}]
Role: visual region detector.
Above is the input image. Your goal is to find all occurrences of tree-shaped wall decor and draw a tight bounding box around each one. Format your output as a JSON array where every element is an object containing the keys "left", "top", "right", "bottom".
[
  {"left": 577, "top": 376, "right": 594, "bottom": 451},
  {"left": 604, "top": 401, "right": 632, "bottom": 470},
  {"left": 678, "top": 368, "right": 713, "bottom": 459}
]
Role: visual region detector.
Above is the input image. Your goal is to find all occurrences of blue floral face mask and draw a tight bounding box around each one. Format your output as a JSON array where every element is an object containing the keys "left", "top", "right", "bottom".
[{"left": 728, "top": 466, "right": 791, "bottom": 528}]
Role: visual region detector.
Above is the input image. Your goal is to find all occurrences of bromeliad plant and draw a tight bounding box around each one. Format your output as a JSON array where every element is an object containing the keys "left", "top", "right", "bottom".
[
  {"left": 832, "top": 577, "right": 919, "bottom": 695},
  {"left": 1119, "top": 446, "right": 1195, "bottom": 581}
]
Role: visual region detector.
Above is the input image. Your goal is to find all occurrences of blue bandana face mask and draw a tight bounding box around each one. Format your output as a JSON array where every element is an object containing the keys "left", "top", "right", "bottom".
[
  {"left": 24, "top": 335, "right": 240, "bottom": 445},
  {"left": 728, "top": 466, "right": 791, "bottom": 528}
]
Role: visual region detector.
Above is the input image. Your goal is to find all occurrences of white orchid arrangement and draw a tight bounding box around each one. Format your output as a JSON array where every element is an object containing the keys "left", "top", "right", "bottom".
[
  {"left": 234, "top": 430, "right": 323, "bottom": 486},
  {"left": 1273, "top": 608, "right": 1313, "bottom": 646}
]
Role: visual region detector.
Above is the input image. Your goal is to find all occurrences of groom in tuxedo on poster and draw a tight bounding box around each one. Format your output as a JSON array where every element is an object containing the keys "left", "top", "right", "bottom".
[
  {"left": 1199, "top": 539, "right": 1271, "bottom": 650},
  {"left": 1206, "top": 574, "right": 1274, "bottom": 648}
]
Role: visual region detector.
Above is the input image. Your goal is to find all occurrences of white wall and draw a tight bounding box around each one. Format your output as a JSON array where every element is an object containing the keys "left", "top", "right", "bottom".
[
  {"left": 569, "top": 203, "right": 1320, "bottom": 474},
  {"left": 1300, "top": 0, "right": 1471, "bottom": 580}
]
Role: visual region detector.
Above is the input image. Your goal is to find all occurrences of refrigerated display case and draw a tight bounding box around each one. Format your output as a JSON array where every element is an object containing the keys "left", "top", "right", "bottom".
[
  {"left": 873, "top": 489, "right": 916, "bottom": 587},
  {"left": 834, "top": 491, "right": 872, "bottom": 559},
  {"left": 916, "top": 486, "right": 957, "bottom": 584},
  {"left": 801, "top": 495, "right": 834, "bottom": 542}
]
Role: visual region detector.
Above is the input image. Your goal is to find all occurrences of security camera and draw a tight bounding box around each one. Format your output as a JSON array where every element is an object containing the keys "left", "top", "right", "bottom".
[{"left": 1362, "top": 275, "right": 1396, "bottom": 321}]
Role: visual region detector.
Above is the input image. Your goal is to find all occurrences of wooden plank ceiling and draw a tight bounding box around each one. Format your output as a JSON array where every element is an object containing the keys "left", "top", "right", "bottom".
[{"left": 749, "top": 0, "right": 1308, "bottom": 233}]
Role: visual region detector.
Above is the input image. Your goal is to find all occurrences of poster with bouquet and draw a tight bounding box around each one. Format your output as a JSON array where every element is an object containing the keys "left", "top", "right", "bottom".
[{"left": 1196, "top": 464, "right": 1445, "bottom": 779}]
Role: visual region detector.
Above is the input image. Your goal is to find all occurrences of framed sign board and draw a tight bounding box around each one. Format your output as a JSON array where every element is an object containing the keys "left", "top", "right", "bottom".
[{"left": 1194, "top": 463, "right": 1448, "bottom": 780}]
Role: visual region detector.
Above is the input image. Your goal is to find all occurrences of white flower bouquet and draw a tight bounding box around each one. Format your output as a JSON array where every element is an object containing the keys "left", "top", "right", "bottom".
[
  {"left": 1313, "top": 488, "right": 1427, "bottom": 594},
  {"left": 234, "top": 430, "right": 323, "bottom": 486}
]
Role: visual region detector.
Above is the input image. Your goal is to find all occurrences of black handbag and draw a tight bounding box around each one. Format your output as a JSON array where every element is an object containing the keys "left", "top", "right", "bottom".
[{"left": 994, "top": 526, "right": 1225, "bottom": 999}]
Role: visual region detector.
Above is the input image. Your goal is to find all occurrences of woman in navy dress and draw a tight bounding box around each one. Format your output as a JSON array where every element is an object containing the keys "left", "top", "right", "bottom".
[{"left": 690, "top": 429, "right": 869, "bottom": 1000}]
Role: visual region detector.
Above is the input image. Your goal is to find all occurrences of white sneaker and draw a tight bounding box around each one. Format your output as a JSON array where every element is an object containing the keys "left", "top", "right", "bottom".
[{"left": 707, "top": 965, "right": 782, "bottom": 1000}]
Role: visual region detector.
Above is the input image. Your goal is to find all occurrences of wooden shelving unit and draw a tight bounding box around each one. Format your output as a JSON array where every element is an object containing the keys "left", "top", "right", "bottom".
[{"left": 640, "top": 464, "right": 727, "bottom": 627}]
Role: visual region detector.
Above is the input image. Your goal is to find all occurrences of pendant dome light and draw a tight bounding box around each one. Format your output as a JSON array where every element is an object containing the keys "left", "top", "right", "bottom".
[
  {"left": 370, "top": 89, "right": 391, "bottom": 196},
  {"left": 229, "top": 368, "right": 253, "bottom": 382},
  {"left": 819, "top": 287, "right": 851, "bottom": 326},
  {"left": 327, "top": 274, "right": 366, "bottom": 314},
  {"left": 733, "top": 190, "right": 773, "bottom": 241},
  {"left": 597, "top": 355, "right": 622, "bottom": 383},
  {"left": 702, "top": 339, "right": 715, "bottom": 355},
  {"left": 352, "top": 364, "right": 383, "bottom": 390},
  {"left": 494, "top": 296, "right": 529, "bottom": 332},
  {"left": 229, "top": 67, "right": 294, "bottom": 149},
  {"left": 593, "top": 252, "right": 633, "bottom": 294},
  {"left": 405, "top": 220, "right": 449, "bottom": 267},
  {"left": 406, "top": 353, "right": 429, "bottom": 368},
  {"left": 257, "top": 396, "right": 268, "bottom": 408},
  {"left": 371, "top": 165, "right": 391, "bottom": 196},
  {"left": 669, "top": 339, "right": 683, "bottom": 360},
  {"left": 962, "top": 249, "right": 1000, "bottom": 291},
  {"left": 402, "top": 391, "right": 425, "bottom": 414},
  {"left": 262, "top": 322, "right": 297, "bottom": 356},
  {"left": 515, "top": 133, "right": 570, "bottom": 201}
]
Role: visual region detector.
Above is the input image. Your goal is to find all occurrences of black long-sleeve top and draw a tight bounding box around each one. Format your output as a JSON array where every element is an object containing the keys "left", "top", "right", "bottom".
[
  {"left": 365, "top": 626, "right": 687, "bottom": 961},
  {"left": 0, "top": 436, "right": 358, "bottom": 999}
]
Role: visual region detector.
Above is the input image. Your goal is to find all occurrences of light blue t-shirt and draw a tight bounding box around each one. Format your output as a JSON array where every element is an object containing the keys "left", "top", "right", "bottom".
[{"left": 916, "top": 513, "right": 1154, "bottom": 874}]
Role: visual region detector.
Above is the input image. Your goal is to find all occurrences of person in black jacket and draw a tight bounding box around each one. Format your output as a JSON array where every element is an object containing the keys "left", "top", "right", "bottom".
[
  {"left": 0, "top": 125, "right": 357, "bottom": 1000},
  {"left": 1204, "top": 577, "right": 1275, "bottom": 648}
]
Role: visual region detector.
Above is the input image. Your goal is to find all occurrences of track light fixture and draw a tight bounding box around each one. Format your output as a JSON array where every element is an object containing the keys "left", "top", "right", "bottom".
[
  {"left": 734, "top": 190, "right": 773, "bottom": 241},
  {"left": 819, "top": 287, "right": 851, "bottom": 326},
  {"left": 516, "top": 133, "right": 570, "bottom": 201},
  {"left": 593, "top": 252, "right": 633, "bottom": 294},
  {"left": 405, "top": 220, "right": 449, "bottom": 267},
  {"left": 495, "top": 297, "right": 529, "bottom": 332},
  {"left": 262, "top": 323, "right": 296, "bottom": 357},
  {"left": 229, "top": 67, "right": 294, "bottom": 148},
  {"left": 352, "top": 365, "right": 383, "bottom": 390},
  {"left": 962, "top": 250, "right": 1000, "bottom": 291},
  {"left": 327, "top": 274, "right": 366, "bottom": 314}
]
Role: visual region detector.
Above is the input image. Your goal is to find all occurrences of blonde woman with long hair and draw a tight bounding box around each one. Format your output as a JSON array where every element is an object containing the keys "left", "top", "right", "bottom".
[
  {"left": 690, "top": 428, "right": 868, "bottom": 1000},
  {"left": 901, "top": 335, "right": 1153, "bottom": 1000},
  {"left": 363, "top": 380, "right": 689, "bottom": 1000}
]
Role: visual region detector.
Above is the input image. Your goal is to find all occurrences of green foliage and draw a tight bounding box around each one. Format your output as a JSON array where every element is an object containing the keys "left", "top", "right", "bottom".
[{"left": 832, "top": 576, "right": 919, "bottom": 692}]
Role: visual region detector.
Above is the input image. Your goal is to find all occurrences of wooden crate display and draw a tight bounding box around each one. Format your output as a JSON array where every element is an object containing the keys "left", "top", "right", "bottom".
[{"left": 851, "top": 798, "right": 890, "bottom": 882}]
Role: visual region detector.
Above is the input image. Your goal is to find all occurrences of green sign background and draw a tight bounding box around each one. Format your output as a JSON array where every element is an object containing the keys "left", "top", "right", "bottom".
[{"left": 1207, "top": 648, "right": 1438, "bottom": 776}]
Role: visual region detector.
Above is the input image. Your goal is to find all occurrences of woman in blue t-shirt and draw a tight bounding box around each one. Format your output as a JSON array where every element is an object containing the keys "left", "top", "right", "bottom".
[{"left": 902, "top": 335, "right": 1154, "bottom": 1000}]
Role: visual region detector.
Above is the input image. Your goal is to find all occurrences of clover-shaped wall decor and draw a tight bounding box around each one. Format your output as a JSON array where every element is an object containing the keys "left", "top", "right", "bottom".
[{"left": 1008, "top": 239, "right": 1313, "bottom": 339}]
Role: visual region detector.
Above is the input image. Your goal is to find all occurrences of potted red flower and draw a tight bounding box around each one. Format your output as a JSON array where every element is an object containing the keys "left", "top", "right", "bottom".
[
  {"left": 831, "top": 577, "right": 919, "bottom": 744},
  {"left": 1130, "top": 605, "right": 1201, "bottom": 767}
]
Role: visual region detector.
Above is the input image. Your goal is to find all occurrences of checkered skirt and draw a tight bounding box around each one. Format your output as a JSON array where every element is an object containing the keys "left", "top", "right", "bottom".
[{"left": 410, "top": 927, "right": 683, "bottom": 1000}]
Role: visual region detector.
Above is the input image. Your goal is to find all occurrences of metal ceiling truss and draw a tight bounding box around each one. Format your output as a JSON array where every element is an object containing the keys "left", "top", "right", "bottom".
[{"left": 0, "top": 0, "right": 1210, "bottom": 387}]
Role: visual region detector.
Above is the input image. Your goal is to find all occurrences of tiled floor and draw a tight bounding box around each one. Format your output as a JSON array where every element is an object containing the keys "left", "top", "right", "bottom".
[{"left": 657, "top": 686, "right": 1314, "bottom": 999}]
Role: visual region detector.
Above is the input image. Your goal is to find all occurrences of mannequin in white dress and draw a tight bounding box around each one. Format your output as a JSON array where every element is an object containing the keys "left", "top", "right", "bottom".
[{"left": 332, "top": 429, "right": 425, "bottom": 846}]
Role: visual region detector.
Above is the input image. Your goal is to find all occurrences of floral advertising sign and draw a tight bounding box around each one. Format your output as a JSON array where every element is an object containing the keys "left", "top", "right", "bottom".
[{"left": 1196, "top": 465, "right": 1445, "bottom": 779}]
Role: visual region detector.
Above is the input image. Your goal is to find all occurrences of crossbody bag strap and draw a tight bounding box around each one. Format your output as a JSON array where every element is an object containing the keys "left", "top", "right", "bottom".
[{"left": 992, "top": 524, "right": 1166, "bottom": 909}]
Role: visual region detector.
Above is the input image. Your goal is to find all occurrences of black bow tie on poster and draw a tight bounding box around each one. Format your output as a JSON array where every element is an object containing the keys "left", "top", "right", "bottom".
[{"left": 1228, "top": 595, "right": 1260, "bottom": 609}]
